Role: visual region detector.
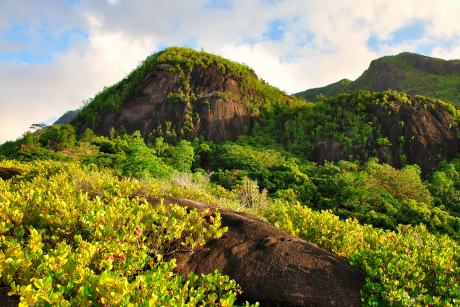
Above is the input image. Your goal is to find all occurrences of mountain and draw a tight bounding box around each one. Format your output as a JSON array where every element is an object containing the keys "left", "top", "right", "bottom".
[
  {"left": 53, "top": 110, "right": 79, "bottom": 125},
  {"left": 295, "top": 52, "right": 460, "bottom": 107},
  {"left": 71, "top": 47, "right": 460, "bottom": 175},
  {"left": 72, "top": 47, "right": 291, "bottom": 144},
  {"left": 2, "top": 48, "right": 460, "bottom": 306}
]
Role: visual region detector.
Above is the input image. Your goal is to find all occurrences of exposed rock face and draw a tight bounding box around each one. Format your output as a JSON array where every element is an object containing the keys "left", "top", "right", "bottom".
[
  {"left": 367, "top": 59, "right": 406, "bottom": 93},
  {"left": 75, "top": 63, "right": 256, "bottom": 143},
  {"left": 306, "top": 98, "right": 459, "bottom": 175},
  {"left": 0, "top": 168, "right": 22, "bottom": 181},
  {"left": 0, "top": 287, "right": 19, "bottom": 307},
  {"left": 365, "top": 52, "right": 460, "bottom": 93},
  {"left": 152, "top": 197, "right": 367, "bottom": 307}
]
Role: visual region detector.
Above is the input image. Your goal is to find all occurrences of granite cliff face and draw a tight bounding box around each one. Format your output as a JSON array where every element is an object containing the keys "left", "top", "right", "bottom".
[
  {"left": 306, "top": 97, "right": 459, "bottom": 175},
  {"left": 74, "top": 63, "right": 259, "bottom": 143}
]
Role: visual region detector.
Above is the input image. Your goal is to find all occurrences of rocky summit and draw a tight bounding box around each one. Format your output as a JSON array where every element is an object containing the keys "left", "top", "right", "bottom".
[{"left": 72, "top": 48, "right": 273, "bottom": 144}]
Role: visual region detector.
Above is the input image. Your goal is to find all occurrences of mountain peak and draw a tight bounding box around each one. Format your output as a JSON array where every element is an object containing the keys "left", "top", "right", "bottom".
[
  {"left": 295, "top": 52, "right": 460, "bottom": 105},
  {"left": 71, "top": 46, "right": 291, "bottom": 143}
]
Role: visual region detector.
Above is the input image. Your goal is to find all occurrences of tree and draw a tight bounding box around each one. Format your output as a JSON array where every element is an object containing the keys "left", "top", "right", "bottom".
[
  {"left": 171, "top": 140, "right": 194, "bottom": 173},
  {"left": 122, "top": 131, "right": 172, "bottom": 179},
  {"left": 79, "top": 128, "right": 96, "bottom": 143},
  {"left": 29, "top": 123, "right": 47, "bottom": 145},
  {"left": 56, "top": 124, "right": 77, "bottom": 150}
]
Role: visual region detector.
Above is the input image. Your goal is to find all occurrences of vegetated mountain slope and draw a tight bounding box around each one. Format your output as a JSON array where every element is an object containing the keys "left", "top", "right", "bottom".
[
  {"left": 255, "top": 90, "right": 460, "bottom": 175},
  {"left": 295, "top": 52, "right": 460, "bottom": 107},
  {"left": 70, "top": 47, "right": 460, "bottom": 175},
  {"left": 53, "top": 110, "right": 79, "bottom": 125},
  {"left": 72, "top": 47, "right": 292, "bottom": 144}
]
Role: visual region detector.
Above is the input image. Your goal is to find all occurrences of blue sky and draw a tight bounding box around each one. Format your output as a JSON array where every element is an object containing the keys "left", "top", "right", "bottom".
[{"left": 1, "top": 0, "right": 460, "bottom": 143}]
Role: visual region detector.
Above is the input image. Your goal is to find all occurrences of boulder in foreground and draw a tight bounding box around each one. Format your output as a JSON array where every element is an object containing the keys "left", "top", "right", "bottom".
[
  {"left": 0, "top": 168, "right": 22, "bottom": 181},
  {"left": 154, "top": 197, "right": 367, "bottom": 307}
]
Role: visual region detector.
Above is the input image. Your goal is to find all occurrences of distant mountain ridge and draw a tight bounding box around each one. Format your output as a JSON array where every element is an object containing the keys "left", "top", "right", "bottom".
[
  {"left": 295, "top": 52, "right": 460, "bottom": 106},
  {"left": 53, "top": 110, "right": 79, "bottom": 125}
]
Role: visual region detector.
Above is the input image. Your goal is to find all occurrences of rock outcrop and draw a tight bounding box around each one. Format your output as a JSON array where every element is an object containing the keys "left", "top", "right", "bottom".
[
  {"left": 0, "top": 287, "right": 19, "bottom": 307},
  {"left": 306, "top": 98, "right": 459, "bottom": 175},
  {"left": 0, "top": 168, "right": 22, "bottom": 181},
  {"left": 74, "top": 63, "right": 257, "bottom": 144},
  {"left": 153, "top": 197, "right": 367, "bottom": 307}
]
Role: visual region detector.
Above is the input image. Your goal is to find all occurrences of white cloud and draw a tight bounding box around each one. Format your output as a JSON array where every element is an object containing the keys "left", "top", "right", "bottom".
[
  {"left": 0, "top": 26, "right": 157, "bottom": 143},
  {"left": 106, "top": 0, "right": 121, "bottom": 5},
  {"left": 1, "top": 0, "right": 460, "bottom": 143}
]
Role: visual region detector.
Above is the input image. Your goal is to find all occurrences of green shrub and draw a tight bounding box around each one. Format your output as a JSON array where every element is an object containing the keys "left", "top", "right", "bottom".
[
  {"left": 0, "top": 160, "right": 256, "bottom": 306},
  {"left": 262, "top": 202, "right": 460, "bottom": 306},
  {"left": 377, "top": 137, "right": 392, "bottom": 147},
  {"left": 122, "top": 132, "right": 173, "bottom": 179},
  {"left": 14, "top": 147, "right": 76, "bottom": 163}
]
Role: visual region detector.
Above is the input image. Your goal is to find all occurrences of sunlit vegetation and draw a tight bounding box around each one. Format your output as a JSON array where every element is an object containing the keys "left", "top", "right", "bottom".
[
  {"left": 2, "top": 47, "right": 460, "bottom": 305},
  {"left": 2, "top": 126, "right": 460, "bottom": 305},
  {"left": 254, "top": 90, "right": 460, "bottom": 166},
  {"left": 296, "top": 52, "right": 460, "bottom": 107},
  {"left": 0, "top": 160, "right": 256, "bottom": 306}
]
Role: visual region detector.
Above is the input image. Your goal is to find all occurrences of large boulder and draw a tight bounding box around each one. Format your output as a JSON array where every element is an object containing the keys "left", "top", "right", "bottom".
[
  {"left": 155, "top": 197, "right": 367, "bottom": 307},
  {"left": 0, "top": 168, "right": 22, "bottom": 181}
]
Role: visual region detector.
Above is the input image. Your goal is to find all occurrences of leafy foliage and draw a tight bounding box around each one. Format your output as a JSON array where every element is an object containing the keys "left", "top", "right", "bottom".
[
  {"left": 122, "top": 131, "right": 173, "bottom": 179},
  {"left": 263, "top": 202, "right": 459, "bottom": 306},
  {"left": 0, "top": 160, "right": 255, "bottom": 306}
]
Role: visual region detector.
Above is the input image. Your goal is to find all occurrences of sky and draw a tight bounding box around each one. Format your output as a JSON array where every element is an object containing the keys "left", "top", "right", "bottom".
[{"left": 1, "top": 0, "right": 460, "bottom": 144}]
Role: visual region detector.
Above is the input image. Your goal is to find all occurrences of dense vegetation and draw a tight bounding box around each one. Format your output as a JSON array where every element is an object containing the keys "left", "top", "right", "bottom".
[
  {"left": 0, "top": 160, "right": 256, "bottom": 306},
  {"left": 252, "top": 89, "right": 460, "bottom": 170},
  {"left": 295, "top": 52, "right": 460, "bottom": 107},
  {"left": 2, "top": 47, "right": 460, "bottom": 306},
  {"left": 1, "top": 119, "right": 460, "bottom": 305}
]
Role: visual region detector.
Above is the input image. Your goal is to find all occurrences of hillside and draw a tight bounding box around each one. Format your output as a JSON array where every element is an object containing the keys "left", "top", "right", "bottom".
[
  {"left": 2, "top": 45, "right": 460, "bottom": 305},
  {"left": 255, "top": 90, "right": 460, "bottom": 176},
  {"left": 295, "top": 52, "right": 460, "bottom": 106},
  {"left": 70, "top": 47, "right": 460, "bottom": 176},
  {"left": 72, "top": 47, "right": 291, "bottom": 144}
]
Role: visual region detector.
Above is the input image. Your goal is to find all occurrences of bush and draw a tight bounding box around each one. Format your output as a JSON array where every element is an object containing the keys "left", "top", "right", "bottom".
[
  {"left": 122, "top": 132, "right": 173, "bottom": 179},
  {"left": 14, "top": 147, "right": 76, "bottom": 163},
  {"left": 262, "top": 203, "right": 460, "bottom": 306},
  {"left": 0, "top": 160, "right": 256, "bottom": 306}
]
